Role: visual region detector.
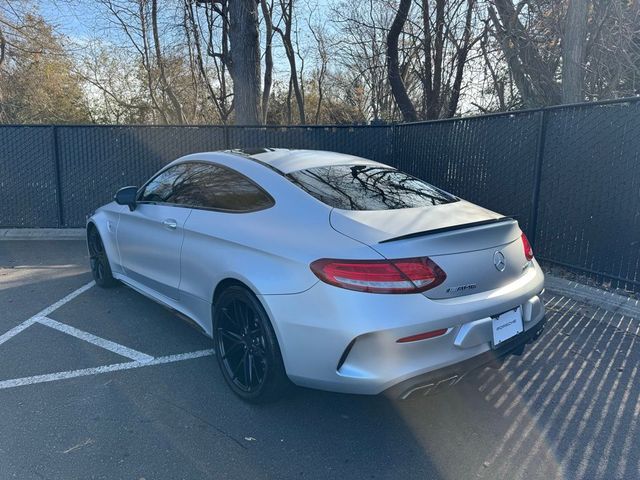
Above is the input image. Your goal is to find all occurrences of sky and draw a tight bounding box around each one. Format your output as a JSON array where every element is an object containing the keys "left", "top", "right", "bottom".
[
  {"left": 34, "top": 0, "right": 333, "bottom": 77},
  {"left": 38, "top": 0, "right": 96, "bottom": 39},
  {"left": 35, "top": 0, "right": 335, "bottom": 41}
]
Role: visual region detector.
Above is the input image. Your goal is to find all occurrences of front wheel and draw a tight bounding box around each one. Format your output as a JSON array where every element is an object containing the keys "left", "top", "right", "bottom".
[
  {"left": 213, "top": 286, "right": 290, "bottom": 403},
  {"left": 87, "top": 227, "right": 118, "bottom": 288}
]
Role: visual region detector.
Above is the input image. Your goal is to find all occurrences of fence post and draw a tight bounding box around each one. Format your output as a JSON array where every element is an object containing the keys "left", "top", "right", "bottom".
[
  {"left": 52, "top": 126, "right": 65, "bottom": 228},
  {"left": 528, "top": 109, "right": 547, "bottom": 245}
]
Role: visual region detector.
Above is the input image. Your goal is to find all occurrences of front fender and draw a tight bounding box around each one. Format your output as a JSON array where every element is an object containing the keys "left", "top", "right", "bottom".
[{"left": 87, "top": 205, "right": 124, "bottom": 275}]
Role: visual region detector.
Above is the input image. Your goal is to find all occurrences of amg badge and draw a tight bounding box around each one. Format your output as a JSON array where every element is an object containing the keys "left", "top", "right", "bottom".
[{"left": 446, "top": 284, "right": 477, "bottom": 294}]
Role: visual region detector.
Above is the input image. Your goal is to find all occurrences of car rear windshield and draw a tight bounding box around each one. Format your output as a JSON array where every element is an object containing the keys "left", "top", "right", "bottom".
[{"left": 286, "top": 165, "right": 458, "bottom": 210}]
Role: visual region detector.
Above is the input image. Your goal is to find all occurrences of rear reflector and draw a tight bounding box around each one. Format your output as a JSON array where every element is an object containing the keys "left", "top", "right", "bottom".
[
  {"left": 521, "top": 233, "right": 534, "bottom": 261},
  {"left": 397, "top": 329, "right": 448, "bottom": 343},
  {"left": 310, "top": 257, "right": 446, "bottom": 294}
]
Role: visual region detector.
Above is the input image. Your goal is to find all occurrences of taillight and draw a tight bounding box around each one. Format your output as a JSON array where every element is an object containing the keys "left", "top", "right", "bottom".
[
  {"left": 522, "top": 233, "right": 534, "bottom": 261},
  {"left": 310, "top": 257, "right": 446, "bottom": 294}
]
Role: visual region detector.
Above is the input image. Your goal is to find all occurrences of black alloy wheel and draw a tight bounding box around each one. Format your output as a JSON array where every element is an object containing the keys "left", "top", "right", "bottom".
[
  {"left": 213, "top": 286, "right": 290, "bottom": 403},
  {"left": 87, "top": 227, "right": 118, "bottom": 288}
]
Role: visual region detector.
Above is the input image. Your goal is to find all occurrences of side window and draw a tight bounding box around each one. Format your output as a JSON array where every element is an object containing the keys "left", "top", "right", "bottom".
[
  {"left": 140, "top": 162, "right": 274, "bottom": 212},
  {"left": 139, "top": 163, "right": 190, "bottom": 203}
]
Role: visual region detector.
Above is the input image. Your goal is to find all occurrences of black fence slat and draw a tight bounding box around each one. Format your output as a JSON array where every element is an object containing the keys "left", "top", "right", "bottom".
[
  {"left": 56, "top": 126, "right": 227, "bottom": 227},
  {"left": 392, "top": 111, "right": 541, "bottom": 235},
  {"left": 0, "top": 126, "right": 59, "bottom": 227},
  {"left": 534, "top": 101, "right": 640, "bottom": 290}
]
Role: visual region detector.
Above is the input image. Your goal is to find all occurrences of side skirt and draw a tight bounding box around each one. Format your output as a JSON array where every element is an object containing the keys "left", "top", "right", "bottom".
[{"left": 113, "top": 273, "right": 212, "bottom": 338}]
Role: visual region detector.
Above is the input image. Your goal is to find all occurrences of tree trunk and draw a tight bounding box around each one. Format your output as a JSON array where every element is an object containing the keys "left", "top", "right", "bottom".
[
  {"left": 562, "top": 0, "right": 589, "bottom": 103},
  {"left": 260, "top": 0, "right": 274, "bottom": 123},
  {"left": 420, "top": 0, "right": 434, "bottom": 118},
  {"left": 275, "top": 0, "right": 305, "bottom": 124},
  {"left": 0, "top": 28, "right": 5, "bottom": 122},
  {"left": 184, "top": 0, "right": 229, "bottom": 124},
  {"left": 151, "top": 0, "right": 185, "bottom": 123},
  {"left": 431, "top": 0, "right": 445, "bottom": 118},
  {"left": 286, "top": 77, "right": 293, "bottom": 124},
  {"left": 447, "top": 0, "right": 475, "bottom": 117},
  {"left": 228, "top": 0, "right": 261, "bottom": 125},
  {"left": 386, "top": 0, "right": 417, "bottom": 122},
  {"left": 139, "top": 0, "right": 169, "bottom": 123},
  {"left": 490, "top": 0, "right": 562, "bottom": 107},
  {"left": 283, "top": 39, "right": 305, "bottom": 124},
  {"left": 0, "top": 27, "right": 5, "bottom": 68}
]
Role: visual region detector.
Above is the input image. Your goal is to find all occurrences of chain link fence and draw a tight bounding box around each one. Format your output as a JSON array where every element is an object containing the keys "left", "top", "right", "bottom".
[{"left": 1, "top": 98, "right": 638, "bottom": 290}]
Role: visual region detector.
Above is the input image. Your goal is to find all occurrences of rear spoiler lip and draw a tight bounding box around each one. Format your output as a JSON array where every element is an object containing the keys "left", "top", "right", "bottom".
[{"left": 378, "top": 217, "right": 516, "bottom": 244}]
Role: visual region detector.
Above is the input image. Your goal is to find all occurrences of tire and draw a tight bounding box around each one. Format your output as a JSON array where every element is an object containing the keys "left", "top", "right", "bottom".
[
  {"left": 213, "top": 285, "right": 290, "bottom": 403},
  {"left": 87, "top": 226, "right": 118, "bottom": 288}
]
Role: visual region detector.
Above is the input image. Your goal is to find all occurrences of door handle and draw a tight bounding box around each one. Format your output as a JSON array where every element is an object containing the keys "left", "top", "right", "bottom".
[{"left": 162, "top": 219, "right": 178, "bottom": 230}]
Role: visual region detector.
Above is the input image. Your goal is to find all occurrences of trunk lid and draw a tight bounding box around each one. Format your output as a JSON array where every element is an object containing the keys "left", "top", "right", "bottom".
[{"left": 329, "top": 201, "right": 529, "bottom": 299}]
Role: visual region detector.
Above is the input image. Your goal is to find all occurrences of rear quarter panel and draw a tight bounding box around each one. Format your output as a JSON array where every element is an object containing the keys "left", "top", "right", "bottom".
[
  {"left": 179, "top": 201, "right": 384, "bottom": 302},
  {"left": 175, "top": 153, "right": 386, "bottom": 303}
]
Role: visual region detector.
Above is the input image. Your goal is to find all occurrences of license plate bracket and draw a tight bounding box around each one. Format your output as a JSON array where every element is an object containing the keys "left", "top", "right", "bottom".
[{"left": 491, "top": 307, "right": 523, "bottom": 348}]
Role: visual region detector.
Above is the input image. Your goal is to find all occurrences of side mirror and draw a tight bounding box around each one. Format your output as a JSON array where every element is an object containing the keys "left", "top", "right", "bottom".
[{"left": 114, "top": 186, "right": 138, "bottom": 211}]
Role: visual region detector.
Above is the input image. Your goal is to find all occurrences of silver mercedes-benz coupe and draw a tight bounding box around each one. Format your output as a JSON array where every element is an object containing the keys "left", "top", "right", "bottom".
[{"left": 86, "top": 148, "right": 546, "bottom": 402}]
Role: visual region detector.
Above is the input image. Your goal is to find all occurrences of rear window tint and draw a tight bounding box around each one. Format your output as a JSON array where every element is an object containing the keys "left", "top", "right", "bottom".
[{"left": 286, "top": 165, "right": 458, "bottom": 210}]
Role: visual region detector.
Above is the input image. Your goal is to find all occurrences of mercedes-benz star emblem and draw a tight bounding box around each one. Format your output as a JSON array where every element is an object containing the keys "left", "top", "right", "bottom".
[{"left": 493, "top": 251, "right": 506, "bottom": 272}]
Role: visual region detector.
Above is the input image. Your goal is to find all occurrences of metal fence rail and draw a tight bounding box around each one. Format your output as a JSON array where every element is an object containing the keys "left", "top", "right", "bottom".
[{"left": 1, "top": 98, "right": 638, "bottom": 290}]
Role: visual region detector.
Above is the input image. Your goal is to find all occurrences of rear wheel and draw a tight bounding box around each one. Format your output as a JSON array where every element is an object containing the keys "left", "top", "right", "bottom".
[
  {"left": 213, "top": 286, "right": 290, "bottom": 403},
  {"left": 87, "top": 227, "right": 118, "bottom": 288}
]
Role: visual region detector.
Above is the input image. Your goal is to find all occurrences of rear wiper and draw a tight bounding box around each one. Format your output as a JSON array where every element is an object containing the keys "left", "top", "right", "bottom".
[{"left": 379, "top": 217, "right": 516, "bottom": 244}]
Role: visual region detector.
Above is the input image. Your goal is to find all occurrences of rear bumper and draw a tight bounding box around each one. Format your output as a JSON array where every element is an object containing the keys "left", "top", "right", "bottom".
[
  {"left": 259, "top": 263, "right": 546, "bottom": 395},
  {"left": 385, "top": 316, "right": 547, "bottom": 399}
]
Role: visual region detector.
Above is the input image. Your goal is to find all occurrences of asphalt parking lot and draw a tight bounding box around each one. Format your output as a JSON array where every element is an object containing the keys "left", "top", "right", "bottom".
[{"left": 0, "top": 240, "right": 638, "bottom": 480}]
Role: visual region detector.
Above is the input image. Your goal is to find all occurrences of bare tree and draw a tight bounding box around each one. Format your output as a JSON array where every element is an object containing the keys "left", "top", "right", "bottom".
[
  {"left": 5, "top": 0, "right": 640, "bottom": 126},
  {"left": 273, "top": 0, "right": 305, "bottom": 124},
  {"left": 562, "top": 0, "right": 589, "bottom": 103},
  {"left": 583, "top": 0, "right": 640, "bottom": 100},
  {"left": 488, "top": 0, "right": 561, "bottom": 107},
  {"left": 386, "top": 0, "right": 417, "bottom": 121},
  {"left": 417, "top": 0, "right": 482, "bottom": 119},
  {"left": 151, "top": 0, "right": 185, "bottom": 122},
  {"left": 331, "top": 0, "right": 398, "bottom": 121},
  {"left": 260, "top": 0, "right": 274, "bottom": 123},
  {"left": 0, "top": 23, "right": 5, "bottom": 121},
  {"left": 183, "top": 0, "right": 233, "bottom": 123},
  {"left": 0, "top": 26, "right": 5, "bottom": 68},
  {"left": 487, "top": 0, "right": 640, "bottom": 107},
  {"left": 228, "top": 0, "right": 261, "bottom": 124},
  {"left": 446, "top": 0, "right": 478, "bottom": 117},
  {"left": 93, "top": 0, "right": 170, "bottom": 122},
  {"left": 308, "top": 10, "right": 329, "bottom": 124}
]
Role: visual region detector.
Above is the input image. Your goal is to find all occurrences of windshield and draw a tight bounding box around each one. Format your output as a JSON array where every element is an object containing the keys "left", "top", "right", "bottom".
[{"left": 286, "top": 165, "right": 458, "bottom": 211}]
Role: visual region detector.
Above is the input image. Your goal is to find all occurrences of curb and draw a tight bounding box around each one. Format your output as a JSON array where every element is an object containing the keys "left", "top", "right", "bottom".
[
  {"left": 0, "top": 228, "right": 86, "bottom": 240},
  {"left": 545, "top": 275, "right": 639, "bottom": 319}
]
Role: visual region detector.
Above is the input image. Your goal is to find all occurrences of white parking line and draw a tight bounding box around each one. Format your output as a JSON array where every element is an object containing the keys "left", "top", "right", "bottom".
[
  {"left": 0, "top": 281, "right": 95, "bottom": 347},
  {"left": 0, "top": 349, "right": 216, "bottom": 390},
  {"left": 0, "top": 280, "right": 218, "bottom": 391},
  {"left": 36, "top": 316, "right": 155, "bottom": 363},
  {"left": 0, "top": 320, "right": 38, "bottom": 348},
  {"left": 30, "top": 280, "right": 96, "bottom": 319}
]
